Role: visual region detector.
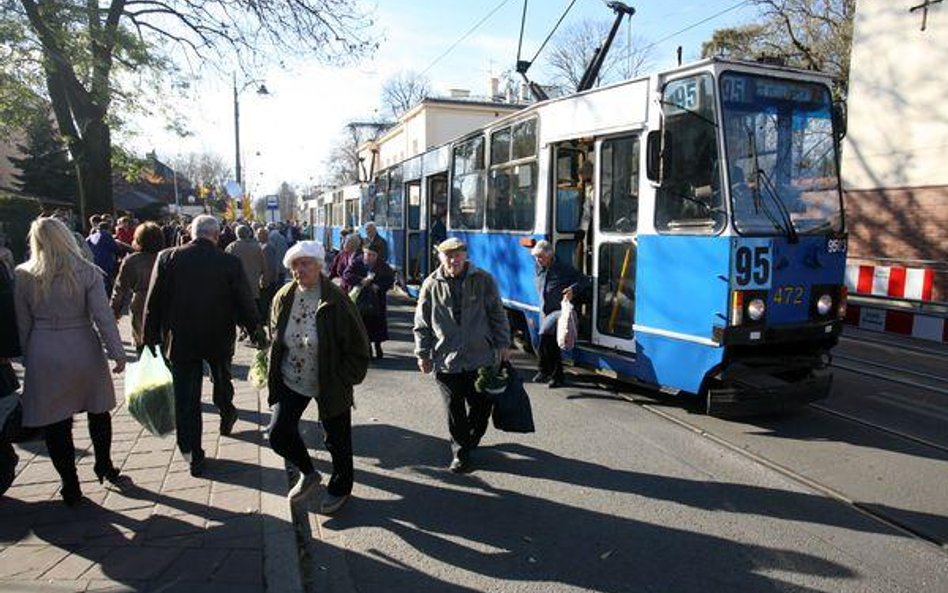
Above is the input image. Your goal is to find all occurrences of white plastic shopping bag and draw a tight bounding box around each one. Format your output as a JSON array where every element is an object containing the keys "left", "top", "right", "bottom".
[
  {"left": 557, "top": 297, "right": 578, "bottom": 351},
  {"left": 124, "top": 348, "right": 175, "bottom": 436}
]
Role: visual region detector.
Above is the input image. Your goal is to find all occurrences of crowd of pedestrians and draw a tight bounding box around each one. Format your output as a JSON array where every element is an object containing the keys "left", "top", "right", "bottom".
[{"left": 0, "top": 206, "right": 578, "bottom": 514}]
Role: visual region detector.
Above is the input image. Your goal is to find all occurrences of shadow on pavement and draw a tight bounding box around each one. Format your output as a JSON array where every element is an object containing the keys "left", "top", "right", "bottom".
[{"left": 291, "top": 422, "right": 877, "bottom": 593}]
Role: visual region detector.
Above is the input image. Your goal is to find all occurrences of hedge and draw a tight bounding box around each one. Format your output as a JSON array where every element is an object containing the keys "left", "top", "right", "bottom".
[{"left": 0, "top": 193, "right": 43, "bottom": 264}]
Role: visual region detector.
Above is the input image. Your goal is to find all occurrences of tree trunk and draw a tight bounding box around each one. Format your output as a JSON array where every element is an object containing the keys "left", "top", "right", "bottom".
[
  {"left": 74, "top": 117, "right": 114, "bottom": 227},
  {"left": 45, "top": 72, "right": 115, "bottom": 231}
]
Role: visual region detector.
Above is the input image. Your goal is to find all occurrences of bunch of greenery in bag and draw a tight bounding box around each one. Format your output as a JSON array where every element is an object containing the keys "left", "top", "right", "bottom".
[
  {"left": 127, "top": 381, "right": 175, "bottom": 436},
  {"left": 475, "top": 365, "right": 509, "bottom": 395},
  {"left": 249, "top": 349, "right": 269, "bottom": 390}
]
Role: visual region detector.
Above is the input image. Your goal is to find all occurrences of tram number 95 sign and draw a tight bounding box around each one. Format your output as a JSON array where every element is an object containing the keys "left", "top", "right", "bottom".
[{"left": 731, "top": 239, "right": 773, "bottom": 289}]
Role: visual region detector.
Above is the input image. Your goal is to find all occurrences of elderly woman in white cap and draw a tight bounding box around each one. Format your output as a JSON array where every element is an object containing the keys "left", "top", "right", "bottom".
[{"left": 266, "top": 240, "right": 370, "bottom": 513}]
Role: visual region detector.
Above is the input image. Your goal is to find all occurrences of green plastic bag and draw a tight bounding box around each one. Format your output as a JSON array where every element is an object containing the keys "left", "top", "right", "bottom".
[{"left": 124, "top": 348, "right": 176, "bottom": 437}]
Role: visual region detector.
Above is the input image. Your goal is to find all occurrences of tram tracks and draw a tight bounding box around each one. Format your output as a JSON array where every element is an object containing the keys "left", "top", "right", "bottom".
[
  {"left": 830, "top": 353, "right": 948, "bottom": 396},
  {"left": 628, "top": 398, "right": 948, "bottom": 554}
]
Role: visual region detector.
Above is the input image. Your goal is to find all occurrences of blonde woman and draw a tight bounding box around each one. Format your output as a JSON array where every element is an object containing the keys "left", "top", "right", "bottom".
[{"left": 14, "top": 217, "right": 127, "bottom": 506}]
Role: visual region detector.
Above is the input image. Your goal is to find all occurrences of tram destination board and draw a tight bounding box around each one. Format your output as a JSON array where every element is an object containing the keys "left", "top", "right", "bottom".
[{"left": 721, "top": 74, "right": 828, "bottom": 106}]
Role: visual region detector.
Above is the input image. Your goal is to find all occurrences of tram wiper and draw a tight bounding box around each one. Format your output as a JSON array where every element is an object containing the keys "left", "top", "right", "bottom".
[
  {"left": 757, "top": 168, "right": 799, "bottom": 243},
  {"left": 747, "top": 128, "right": 795, "bottom": 240}
]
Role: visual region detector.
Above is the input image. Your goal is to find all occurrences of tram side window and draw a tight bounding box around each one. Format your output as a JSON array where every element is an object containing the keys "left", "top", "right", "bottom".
[
  {"left": 407, "top": 183, "right": 421, "bottom": 229},
  {"left": 344, "top": 199, "right": 359, "bottom": 228},
  {"left": 600, "top": 136, "right": 640, "bottom": 234},
  {"left": 332, "top": 192, "right": 343, "bottom": 226},
  {"left": 450, "top": 136, "right": 486, "bottom": 231},
  {"left": 388, "top": 169, "right": 404, "bottom": 228},
  {"left": 361, "top": 183, "right": 375, "bottom": 225},
  {"left": 487, "top": 119, "right": 537, "bottom": 231},
  {"left": 655, "top": 73, "right": 724, "bottom": 234},
  {"left": 374, "top": 174, "right": 389, "bottom": 226}
]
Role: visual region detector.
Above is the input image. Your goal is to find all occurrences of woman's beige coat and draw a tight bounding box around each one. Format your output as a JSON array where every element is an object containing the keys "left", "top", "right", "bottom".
[{"left": 15, "top": 261, "right": 126, "bottom": 427}]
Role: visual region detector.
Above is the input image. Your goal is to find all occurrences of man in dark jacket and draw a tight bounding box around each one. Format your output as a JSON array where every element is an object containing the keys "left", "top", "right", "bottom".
[
  {"left": 532, "top": 239, "right": 589, "bottom": 388},
  {"left": 362, "top": 221, "right": 388, "bottom": 262},
  {"left": 0, "top": 262, "right": 22, "bottom": 494},
  {"left": 86, "top": 220, "right": 125, "bottom": 295},
  {"left": 143, "top": 215, "right": 263, "bottom": 476}
]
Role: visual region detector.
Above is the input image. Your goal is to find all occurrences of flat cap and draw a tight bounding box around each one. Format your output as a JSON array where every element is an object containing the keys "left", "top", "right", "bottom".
[{"left": 436, "top": 237, "right": 467, "bottom": 253}]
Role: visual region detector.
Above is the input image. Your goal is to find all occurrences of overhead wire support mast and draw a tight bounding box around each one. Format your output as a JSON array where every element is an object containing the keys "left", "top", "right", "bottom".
[{"left": 576, "top": 2, "right": 636, "bottom": 92}]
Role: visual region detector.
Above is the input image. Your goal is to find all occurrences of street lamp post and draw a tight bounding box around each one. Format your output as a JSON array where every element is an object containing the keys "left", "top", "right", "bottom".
[
  {"left": 232, "top": 74, "right": 269, "bottom": 190},
  {"left": 233, "top": 73, "right": 242, "bottom": 187}
]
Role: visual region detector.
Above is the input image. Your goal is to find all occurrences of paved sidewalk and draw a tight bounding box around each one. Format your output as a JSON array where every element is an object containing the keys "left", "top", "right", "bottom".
[{"left": 0, "top": 322, "right": 303, "bottom": 593}]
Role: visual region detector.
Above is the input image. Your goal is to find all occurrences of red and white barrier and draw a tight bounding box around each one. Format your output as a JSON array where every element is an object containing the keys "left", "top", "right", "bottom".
[
  {"left": 845, "top": 263, "right": 934, "bottom": 301},
  {"left": 843, "top": 303, "right": 948, "bottom": 344}
]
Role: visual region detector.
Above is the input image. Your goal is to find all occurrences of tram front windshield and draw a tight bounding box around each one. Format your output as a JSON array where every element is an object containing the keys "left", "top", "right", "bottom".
[{"left": 720, "top": 72, "right": 842, "bottom": 235}]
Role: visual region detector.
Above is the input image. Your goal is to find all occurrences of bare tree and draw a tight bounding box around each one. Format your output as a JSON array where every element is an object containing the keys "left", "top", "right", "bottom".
[
  {"left": 169, "top": 152, "right": 231, "bottom": 192},
  {"left": 381, "top": 71, "right": 431, "bottom": 119},
  {"left": 1, "top": 1, "right": 377, "bottom": 225},
  {"left": 322, "top": 121, "right": 391, "bottom": 187},
  {"left": 702, "top": 0, "right": 855, "bottom": 96},
  {"left": 543, "top": 19, "right": 655, "bottom": 91}
]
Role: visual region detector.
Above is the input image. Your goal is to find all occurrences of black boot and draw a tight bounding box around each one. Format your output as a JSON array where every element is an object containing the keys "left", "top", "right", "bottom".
[{"left": 374, "top": 342, "right": 383, "bottom": 360}]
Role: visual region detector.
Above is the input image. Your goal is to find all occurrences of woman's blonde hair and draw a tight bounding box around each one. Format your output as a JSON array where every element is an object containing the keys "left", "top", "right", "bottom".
[{"left": 23, "top": 216, "right": 95, "bottom": 303}]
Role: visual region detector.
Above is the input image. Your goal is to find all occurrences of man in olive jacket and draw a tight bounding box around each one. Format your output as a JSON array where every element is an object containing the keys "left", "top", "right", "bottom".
[
  {"left": 143, "top": 215, "right": 262, "bottom": 476},
  {"left": 413, "top": 237, "right": 511, "bottom": 473}
]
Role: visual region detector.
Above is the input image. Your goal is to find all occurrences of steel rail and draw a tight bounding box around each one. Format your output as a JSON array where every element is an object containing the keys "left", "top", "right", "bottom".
[
  {"left": 832, "top": 353, "right": 948, "bottom": 385},
  {"left": 839, "top": 333, "right": 948, "bottom": 358},
  {"left": 831, "top": 360, "right": 948, "bottom": 397},
  {"left": 624, "top": 396, "right": 948, "bottom": 553}
]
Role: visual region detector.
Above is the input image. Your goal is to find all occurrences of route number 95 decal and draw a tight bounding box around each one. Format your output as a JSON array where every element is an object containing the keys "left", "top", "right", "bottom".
[{"left": 731, "top": 239, "right": 773, "bottom": 289}]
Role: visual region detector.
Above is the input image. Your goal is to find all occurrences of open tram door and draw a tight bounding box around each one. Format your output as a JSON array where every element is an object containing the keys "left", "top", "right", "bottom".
[
  {"left": 550, "top": 135, "right": 641, "bottom": 355},
  {"left": 550, "top": 141, "right": 595, "bottom": 342},
  {"left": 404, "top": 180, "right": 423, "bottom": 288}
]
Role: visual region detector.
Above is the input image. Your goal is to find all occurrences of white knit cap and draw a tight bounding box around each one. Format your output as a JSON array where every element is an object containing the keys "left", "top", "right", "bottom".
[{"left": 283, "top": 240, "right": 325, "bottom": 269}]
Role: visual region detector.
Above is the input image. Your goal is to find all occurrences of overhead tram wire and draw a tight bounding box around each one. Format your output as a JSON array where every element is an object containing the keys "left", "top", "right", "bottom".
[
  {"left": 613, "top": 0, "right": 752, "bottom": 65},
  {"left": 642, "top": 0, "right": 752, "bottom": 53},
  {"left": 526, "top": 0, "right": 580, "bottom": 67},
  {"left": 419, "top": 0, "right": 515, "bottom": 78}
]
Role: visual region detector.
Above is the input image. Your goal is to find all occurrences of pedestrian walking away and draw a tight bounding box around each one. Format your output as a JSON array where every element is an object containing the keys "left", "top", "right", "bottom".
[
  {"left": 142, "top": 215, "right": 263, "bottom": 477},
  {"left": 13, "top": 217, "right": 128, "bottom": 505},
  {"left": 343, "top": 243, "right": 395, "bottom": 359},
  {"left": 110, "top": 221, "right": 164, "bottom": 354},
  {"left": 531, "top": 239, "right": 590, "bottom": 388},
  {"left": 257, "top": 226, "right": 280, "bottom": 328},
  {"left": 0, "top": 258, "right": 22, "bottom": 495},
  {"left": 266, "top": 240, "right": 370, "bottom": 513},
  {"left": 226, "top": 224, "right": 268, "bottom": 338},
  {"left": 413, "top": 237, "right": 511, "bottom": 473}
]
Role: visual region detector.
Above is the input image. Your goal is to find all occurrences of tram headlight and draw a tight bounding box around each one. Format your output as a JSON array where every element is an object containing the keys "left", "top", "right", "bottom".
[
  {"left": 816, "top": 294, "right": 833, "bottom": 316},
  {"left": 747, "top": 298, "right": 766, "bottom": 321}
]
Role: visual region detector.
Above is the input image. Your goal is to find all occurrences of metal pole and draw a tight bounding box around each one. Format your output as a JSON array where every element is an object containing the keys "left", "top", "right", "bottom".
[
  {"left": 173, "top": 167, "right": 180, "bottom": 210},
  {"left": 233, "top": 73, "right": 242, "bottom": 187}
]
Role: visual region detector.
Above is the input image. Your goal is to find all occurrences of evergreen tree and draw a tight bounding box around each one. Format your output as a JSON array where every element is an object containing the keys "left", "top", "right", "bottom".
[{"left": 8, "top": 112, "right": 78, "bottom": 204}]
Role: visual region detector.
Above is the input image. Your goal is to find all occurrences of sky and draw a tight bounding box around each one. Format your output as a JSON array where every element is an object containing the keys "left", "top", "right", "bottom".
[{"left": 125, "top": 0, "right": 759, "bottom": 197}]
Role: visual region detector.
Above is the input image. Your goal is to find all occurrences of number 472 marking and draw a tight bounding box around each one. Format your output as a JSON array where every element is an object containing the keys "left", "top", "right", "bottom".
[{"left": 733, "top": 242, "right": 772, "bottom": 289}]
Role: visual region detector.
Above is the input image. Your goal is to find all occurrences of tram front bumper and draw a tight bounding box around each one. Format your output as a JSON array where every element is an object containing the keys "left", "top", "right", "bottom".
[{"left": 707, "top": 366, "right": 833, "bottom": 418}]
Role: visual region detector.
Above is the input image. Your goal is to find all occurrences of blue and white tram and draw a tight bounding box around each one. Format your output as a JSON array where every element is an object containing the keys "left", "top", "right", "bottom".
[
  {"left": 363, "top": 145, "right": 451, "bottom": 296},
  {"left": 441, "top": 57, "right": 846, "bottom": 415},
  {"left": 319, "top": 57, "right": 846, "bottom": 414}
]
